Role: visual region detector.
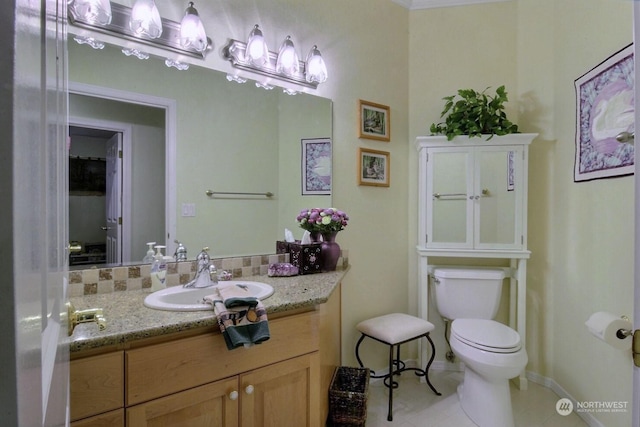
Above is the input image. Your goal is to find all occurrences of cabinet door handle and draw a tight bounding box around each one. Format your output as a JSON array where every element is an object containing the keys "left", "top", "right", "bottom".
[
  {"left": 245, "top": 385, "right": 254, "bottom": 395},
  {"left": 228, "top": 390, "right": 239, "bottom": 400}
]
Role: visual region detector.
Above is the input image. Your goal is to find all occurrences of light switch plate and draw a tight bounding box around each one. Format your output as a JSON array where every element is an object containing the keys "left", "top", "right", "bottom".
[{"left": 181, "top": 203, "right": 196, "bottom": 217}]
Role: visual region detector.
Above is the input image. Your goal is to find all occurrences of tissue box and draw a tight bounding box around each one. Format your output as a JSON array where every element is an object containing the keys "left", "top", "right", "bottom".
[{"left": 276, "top": 241, "right": 322, "bottom": 275}]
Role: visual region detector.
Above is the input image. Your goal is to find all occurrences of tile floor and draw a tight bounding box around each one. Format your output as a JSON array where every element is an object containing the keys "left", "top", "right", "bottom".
[{"left": 364, "top": 370, "right": 589, "bottom": 427}]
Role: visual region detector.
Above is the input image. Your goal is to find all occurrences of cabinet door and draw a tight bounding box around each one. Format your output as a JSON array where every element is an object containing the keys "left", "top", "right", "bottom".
[
  {"left": 126, "top": 377, "right": 239, "bottom": 427},
  {"left": 475, "top": 146, "right": 523, "bottom": 249},
  {"left": 70, "top": 409, "right": 124, "bottom": 427},
  {"left": 70, "top": 352, "right": 124, "bottom": 422},
  {"left": 426, "top": 147, "right": 473, "bottom": 248},
  {"left": 240, "top": 352, "right": 320, "bottom": 427}
]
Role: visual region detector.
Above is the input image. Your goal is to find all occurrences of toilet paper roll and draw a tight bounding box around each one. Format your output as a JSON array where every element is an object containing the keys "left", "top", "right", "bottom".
[{"left": 585, "top": 311, "right": 632, "bottom": 350}]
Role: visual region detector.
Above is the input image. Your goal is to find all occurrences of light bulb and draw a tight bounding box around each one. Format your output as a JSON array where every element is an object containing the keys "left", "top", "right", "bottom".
[
  {"left": 180, "top": 2, "right": 208, "bottom": 53},
  {"left": 70, "top": 0, "right": 112, "bottom": 25},
  {"left": 130, "top": 0, "right": 163, "bottom": 39},
  {"left": 305, "top": 45, "right": 328, "bottom": 84},
  {"left": 276, "top": 36, "right": 299, "bottom": 76},
  {"left": 246, "top": 25, "right": 269, "bottom": 67}
]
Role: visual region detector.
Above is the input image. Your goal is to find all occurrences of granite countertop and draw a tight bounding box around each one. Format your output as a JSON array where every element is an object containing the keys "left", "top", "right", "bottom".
[{"left": 67, "top": 268, "right": 349, "bottom": 354}]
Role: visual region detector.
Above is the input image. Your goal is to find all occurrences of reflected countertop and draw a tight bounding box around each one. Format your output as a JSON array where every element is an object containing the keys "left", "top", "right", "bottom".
[{"left": 67, "top": 267, "right": 349, "bottom": 354}]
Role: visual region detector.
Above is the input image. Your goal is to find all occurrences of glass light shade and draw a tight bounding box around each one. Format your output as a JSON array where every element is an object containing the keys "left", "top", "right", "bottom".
[
  {"left": 180, "top": 2, "right": 208, "bottom": 53},
  {"left": 305, "top": 45, "right": 328, "bottom": 84},
  {"left": 275, "top": 36, "right": 300, "bottom": 76},
  {"left": 129, "top": 0, "right": 163, "bottom": 39},
  {"left": 70, "top": 0, "right": 112, "bottom": 25},
  {"left": 245, "top": 25, "right": 269, "bottom": 67}
]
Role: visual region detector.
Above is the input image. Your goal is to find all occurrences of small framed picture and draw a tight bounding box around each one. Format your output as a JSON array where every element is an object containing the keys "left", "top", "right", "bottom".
[
  {"left": 358, "top": 100, "right": 390, "bottom": 141},
  {"left": 301, "top": 137, "right": 332, "bottom": 195},
  {"left": 358, "top": 147, "right": 390, "bottom": 187}
]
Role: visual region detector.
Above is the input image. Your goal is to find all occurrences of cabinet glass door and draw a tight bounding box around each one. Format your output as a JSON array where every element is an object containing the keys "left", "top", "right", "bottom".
[
  {"left": 476, "top": 148, "right": 521, "bottom": 248},
  {"left": 429, "top": 149, "right": 472, "bottom": 246}
]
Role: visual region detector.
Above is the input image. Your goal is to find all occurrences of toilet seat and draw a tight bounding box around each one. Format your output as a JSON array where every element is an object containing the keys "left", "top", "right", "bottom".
[{"left": 452, "top": 319, "right": 521, "bottom": 353}]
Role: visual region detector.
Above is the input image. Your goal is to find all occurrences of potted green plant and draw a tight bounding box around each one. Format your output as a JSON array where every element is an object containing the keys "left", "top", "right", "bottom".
[{"left": 429, "top": 85, "right": 519, "bottom": 140}]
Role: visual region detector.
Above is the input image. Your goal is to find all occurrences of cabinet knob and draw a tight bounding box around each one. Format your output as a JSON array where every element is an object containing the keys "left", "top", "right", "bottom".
[
  {"left": 228, "top": 390, "right": 239, "bottom": 400},
  {"left": 245, "top": 385, "right": 254, "bottom": 395}
]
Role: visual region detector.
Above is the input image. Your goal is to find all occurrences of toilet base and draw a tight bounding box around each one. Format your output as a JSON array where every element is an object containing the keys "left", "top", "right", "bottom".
[{"left": 458, "top": 368, "right": 515, "bottom": 427}]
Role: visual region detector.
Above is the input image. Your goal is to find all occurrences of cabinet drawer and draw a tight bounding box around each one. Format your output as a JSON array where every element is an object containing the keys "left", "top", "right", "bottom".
[
  {"left": 127, "top": 310, "right": 319, "bottom": 405},
  {"left": 70, "top": 352, "right": 124, "bottom": 421}
]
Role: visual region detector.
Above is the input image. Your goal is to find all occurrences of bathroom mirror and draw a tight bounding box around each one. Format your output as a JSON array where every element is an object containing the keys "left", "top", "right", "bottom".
[{"left": 68, "top": 40, "right": 332, "bottom": 267}]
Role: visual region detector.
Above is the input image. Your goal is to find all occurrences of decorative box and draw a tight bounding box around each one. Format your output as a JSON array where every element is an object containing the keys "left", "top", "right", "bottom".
[
  {"left": 267, "top": 263, "right": 299, "bottom": 277},
  {"left": 276, "top": 241, "right": 322, "bottom": 275}
]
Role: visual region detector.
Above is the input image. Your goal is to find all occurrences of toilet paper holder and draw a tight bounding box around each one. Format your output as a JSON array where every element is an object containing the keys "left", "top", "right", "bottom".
[{"left": 616, "top": 316, "right": 640, "bottom": 368}]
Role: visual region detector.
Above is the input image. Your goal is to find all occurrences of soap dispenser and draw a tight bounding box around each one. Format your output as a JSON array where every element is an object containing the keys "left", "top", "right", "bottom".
[
  {"left": 150, "top": 245, "right": 168, "bottom": 292},
  {"left": 143, "top": 242, "right": 156, "bottom": 264}
]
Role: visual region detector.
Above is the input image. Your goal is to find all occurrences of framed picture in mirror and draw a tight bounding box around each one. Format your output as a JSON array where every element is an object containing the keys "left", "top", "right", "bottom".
[{"left": 302, "top": 138, "right": 332, "bottom": 195}]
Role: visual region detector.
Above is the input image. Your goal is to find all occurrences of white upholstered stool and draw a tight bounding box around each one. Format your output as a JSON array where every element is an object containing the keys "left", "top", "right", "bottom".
[{"left": 355, "top": 313, "right": 441, "bottom": 421}]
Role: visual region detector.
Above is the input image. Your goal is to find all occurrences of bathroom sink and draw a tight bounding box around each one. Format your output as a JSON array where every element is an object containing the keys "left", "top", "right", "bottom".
[{"left": 143, "top": 281, "right": 274, "bottom": 311}]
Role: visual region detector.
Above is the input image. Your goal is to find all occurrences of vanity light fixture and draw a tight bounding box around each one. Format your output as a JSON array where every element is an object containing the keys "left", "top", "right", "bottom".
[
  {"left": 223, "top": 26, "right": 328, "bottom": 90},
  {"left": 179, "top": 2, "right": 208, "bottom": 53},
  {"left": 68, "top": 0, "right": 213, "bottom": 60},
  {"left": 69, "top": 0, "right": 112, "bottom": 26},
  {"left": 245, "top": 25, "right": 270, "bottom": 67},
  {"left": 275, "top": 36, "right": 300, "bottom": 77},
  {"left": 305, "top": 45, "right": 328, "bottom": 84},
  {"left": 129, "top": 0, "right": 163, "bottom": 39}
]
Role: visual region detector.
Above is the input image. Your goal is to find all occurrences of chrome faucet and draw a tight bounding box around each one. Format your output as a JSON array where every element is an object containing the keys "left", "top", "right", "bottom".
[{"left": 184, "top": 247, "right": 218, "bottom": 288}]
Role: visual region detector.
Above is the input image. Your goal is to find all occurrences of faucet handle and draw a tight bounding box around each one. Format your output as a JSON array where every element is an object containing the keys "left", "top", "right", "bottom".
[{"left": 67, "top": 302, "right": 107, "bottom": 336}]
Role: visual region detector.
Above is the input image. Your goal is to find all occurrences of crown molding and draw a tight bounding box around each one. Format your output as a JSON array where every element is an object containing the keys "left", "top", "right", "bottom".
[{"left": 392, "top": 0, "right": 511, "bottom": 10}]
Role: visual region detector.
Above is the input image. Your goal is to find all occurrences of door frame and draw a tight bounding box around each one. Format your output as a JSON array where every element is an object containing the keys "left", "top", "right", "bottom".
[
  {"left": 68, "top": 81, "right": 178, "bottom": 255},
  {"left": 633, "top": 2, "right": 640, "bottom": 425},
  {"left": 69, "top": 119, "right": 132, "bottom": 263}
]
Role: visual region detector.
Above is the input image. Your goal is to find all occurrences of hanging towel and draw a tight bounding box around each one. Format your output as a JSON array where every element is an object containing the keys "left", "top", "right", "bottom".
[
  {"left": 218, "top": 283, "right": 259, "bottom": 308},
  {"left": 204, "top": 289, "right": 270, "bottom": 350}
]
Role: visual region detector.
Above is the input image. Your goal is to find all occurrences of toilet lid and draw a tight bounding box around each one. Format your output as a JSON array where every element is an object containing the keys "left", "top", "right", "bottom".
[{"left": 451, "top": 319, "right": 522, "bottom": 353}]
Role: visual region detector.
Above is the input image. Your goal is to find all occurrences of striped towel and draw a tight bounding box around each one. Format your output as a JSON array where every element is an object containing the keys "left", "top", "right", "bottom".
[{"left": 204, "top": 288, "right": 270, "bottom": 350}]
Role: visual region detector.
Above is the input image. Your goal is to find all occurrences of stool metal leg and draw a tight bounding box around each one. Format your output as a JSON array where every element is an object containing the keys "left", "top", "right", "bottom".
[
  {"left": 354, "top": 331, "right": 441, "bottom": 423},
  {"left": 424, "top": 334, "right": 442, "bottom": 396},
  {"left": 387, "top": 344, "right": 395, "bottom": 421},
  {"left": 355, "top": 333, "right": 366, "bottom": 369}
]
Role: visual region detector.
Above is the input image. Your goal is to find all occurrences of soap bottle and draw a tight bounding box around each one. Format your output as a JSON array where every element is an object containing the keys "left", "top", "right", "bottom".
[
  {"left": 150, "top": 245, "right": 167, "bottom": 292},
  {"left": 142, "top": 242, "right": 156, "bottom": 263}
]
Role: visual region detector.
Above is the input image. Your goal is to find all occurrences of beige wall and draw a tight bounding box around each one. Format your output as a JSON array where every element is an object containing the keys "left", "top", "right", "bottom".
[
  {"left": 71, "top": 0, "right": 635, "bottom": 424},
  {"left": 410, "top": 1, "right": 633, "bottom": 425}
]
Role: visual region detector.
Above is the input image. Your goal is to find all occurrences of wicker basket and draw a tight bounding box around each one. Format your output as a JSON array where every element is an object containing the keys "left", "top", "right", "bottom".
[{"left": 328, "top": 366, "right": 370, "bottom": 426}]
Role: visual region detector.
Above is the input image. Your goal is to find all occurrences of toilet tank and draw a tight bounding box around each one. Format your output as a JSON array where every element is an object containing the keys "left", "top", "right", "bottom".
[{"left": 432, "top": 267, "right": 505, "bottom": 320}]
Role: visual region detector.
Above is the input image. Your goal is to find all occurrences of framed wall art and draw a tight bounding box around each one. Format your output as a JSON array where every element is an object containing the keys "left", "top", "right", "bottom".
[
  {"left": 358, "top": 99, "right": 390, "bottom": 141},
  {"left": 358, "top": 147, "right": 390, "bottom": 187},
  {"left": 574, "top": 43, "right": 634, "bottom": 182},
  {"left": 301, "top": 137, "right": 332, "bottom": 195}
]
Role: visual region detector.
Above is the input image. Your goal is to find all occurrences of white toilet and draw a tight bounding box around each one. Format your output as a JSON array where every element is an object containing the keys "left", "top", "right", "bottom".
[{"left": 432, "top": 267, "right": 527, "bottom": 427}]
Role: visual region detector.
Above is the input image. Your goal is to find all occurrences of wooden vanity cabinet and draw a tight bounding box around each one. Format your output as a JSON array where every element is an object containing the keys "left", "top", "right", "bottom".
[
  {"left": 70, "top": 351, "right": 124, "bottom": 426},
  {"left": 127, "top": 353, "right": 318, "bottom": 427},
  {"left": 70, "top": 284, "right": 341, "bottom": 427}
]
